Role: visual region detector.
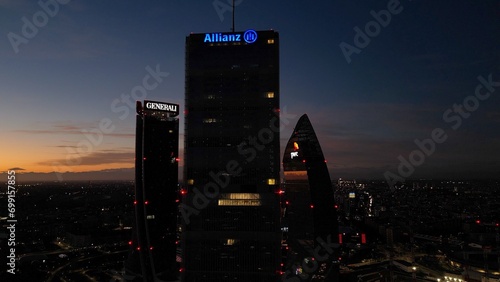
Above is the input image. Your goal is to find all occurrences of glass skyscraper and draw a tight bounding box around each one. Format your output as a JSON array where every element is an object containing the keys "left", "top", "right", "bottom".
[
  {"left": 282, "top": 114, "right": 339, "bottom": 281},
  {"left": 125, "top": 100, "right": 180, "bottom": 282},
  {"left": 181, "top": 30, "right": 282, "bottom": 282}
]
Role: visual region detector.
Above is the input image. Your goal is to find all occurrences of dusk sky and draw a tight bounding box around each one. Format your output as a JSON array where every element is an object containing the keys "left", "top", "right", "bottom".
[{"left": 1, "top": 1, "right": 499, "bottom": 181}]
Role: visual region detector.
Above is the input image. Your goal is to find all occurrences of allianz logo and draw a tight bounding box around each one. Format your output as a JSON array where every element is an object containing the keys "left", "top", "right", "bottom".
[{"left": 204, "top": 29, "right": 257, "bottom": 44}]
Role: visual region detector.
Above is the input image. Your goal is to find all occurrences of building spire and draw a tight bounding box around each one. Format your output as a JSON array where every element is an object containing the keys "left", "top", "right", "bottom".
[{"left": 231, "top": 0, "right": 235, "bottom": 32}]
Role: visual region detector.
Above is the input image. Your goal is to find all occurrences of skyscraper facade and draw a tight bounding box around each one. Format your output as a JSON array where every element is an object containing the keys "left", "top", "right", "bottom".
[
  {"left": 182, "top": 30, "right": 282, "bottom": 281},
  {"left": 125, "top": 100, "right": 180, "bottom": 282},
  {"left": 283, "top": 114, "right": 339, "bottom": 281}
]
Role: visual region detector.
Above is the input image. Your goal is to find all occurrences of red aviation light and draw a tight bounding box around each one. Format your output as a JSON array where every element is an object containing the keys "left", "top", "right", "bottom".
[
  {"left": 136, "top": 246, "right": 141, "bottom": 251},
  {"left": 180, "top": 189, "right": 187, "bottom": 195},
  {"left": 133, "top": 200, "right": 137, "bottom": 205},
  {"left": 179, "top": 268, "right": 184, "bottom": 273},
  {"left": 128, "top": 241, "right": 133, "bottom": 245},
  {"left": 144, "top": 200, "right": 149, "bottom": 205},
  {"left": 310, "top": 204, "right": 314, "bottom": 209},
  {"left": 149, "top": 246, "right": 153, "bottom": 251},
  {"left": 143, "top": 157, "right": 147, "bottom": 160},
  {"left": 175, "top": 157, "right": 180, "bottom": 162},
  {"left": 476, "top": 219, "right": 481, "bottom": 224}
]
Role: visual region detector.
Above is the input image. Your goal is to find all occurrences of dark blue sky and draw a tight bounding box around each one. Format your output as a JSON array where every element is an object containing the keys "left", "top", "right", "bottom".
[{"left": 1, "top": 0, "right": 499, "bottom": 181}]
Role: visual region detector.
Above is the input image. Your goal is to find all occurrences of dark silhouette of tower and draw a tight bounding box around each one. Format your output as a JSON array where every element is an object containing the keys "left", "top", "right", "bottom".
[
  {"left": 124, "top": 100, "right": 180, "bottom": 282},
  {"left": 182, "top": 30, "right": 282, "bottom": 282},
  {"left": 282, "top": 114, "right": 339, "bottom": 281}
]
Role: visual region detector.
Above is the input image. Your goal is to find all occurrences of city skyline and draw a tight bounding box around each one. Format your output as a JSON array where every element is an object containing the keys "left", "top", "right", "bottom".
[{"left": 1, "top": 1, "right": 500, "bottom": 182}]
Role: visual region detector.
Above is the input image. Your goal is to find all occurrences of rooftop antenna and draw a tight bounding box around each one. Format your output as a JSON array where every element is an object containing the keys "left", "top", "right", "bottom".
[{"left": 231, "top": 0, "right": 235, "bottom": 32}]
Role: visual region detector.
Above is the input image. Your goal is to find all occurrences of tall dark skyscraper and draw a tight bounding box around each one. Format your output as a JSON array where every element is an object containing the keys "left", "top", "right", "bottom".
[
  {"left": 182, "top": 30, "right": 282, "bottom": 281},
  {"left": 283, "top": 114, "right": 339, "bottom": 281},
  {"left": 125, "top": 100, "right": 180, "bottom": 282}
]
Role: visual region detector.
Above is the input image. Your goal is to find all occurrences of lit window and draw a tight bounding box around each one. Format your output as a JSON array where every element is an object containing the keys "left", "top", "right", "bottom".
[
  {"left": 218, "top": 199, "right": 261, "bottom": 206},
  {"left": 207, "top": 95, "right": 216, "bottom": 100},
  {"left": 266, "top": 92, "right": 275, "bottom": 98},
  {"left": 218, "top": 193, "right": 262, "bottom": 206},
  {"left": 220, "top": 193, "right": 261, "bottom": 200},
  {"left": 267, "top": 39, "right": 275, "bottom": 44},
  {"left": 267, "top": 178, "right": 276, "bottom": 185},
  {"left": 147, "top": 215, "right": 155, "bottom": 219},
  {"left": 226, "top": 239, "right": 239, "bottom": 245},
  {"left": 203, "top": 118, "right": 218, "bottom": 123},
  {"left": 187, "top": 179, "right": 194, "bottom": 185}
]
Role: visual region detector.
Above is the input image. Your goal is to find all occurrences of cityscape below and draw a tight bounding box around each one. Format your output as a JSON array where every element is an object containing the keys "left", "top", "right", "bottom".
[
  {"left": 1, "top": 179, "right": 499, "bottom": 281},
  {"left": 1, "top": 2, "right": 499, "bottom": 282}
]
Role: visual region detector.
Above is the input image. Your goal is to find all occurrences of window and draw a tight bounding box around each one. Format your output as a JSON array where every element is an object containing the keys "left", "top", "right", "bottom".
[
  {"left": 218, "top": 193, "right": 262, "bottom": 206},
  {"left": 267, "top": 39, "right": 275, "bottom": 44},
  {"left": 203, "top": 118, "right": 218, "bottom": 123},
  {"left": 266, "top": 92, "right": 275, "bottom": 98}
]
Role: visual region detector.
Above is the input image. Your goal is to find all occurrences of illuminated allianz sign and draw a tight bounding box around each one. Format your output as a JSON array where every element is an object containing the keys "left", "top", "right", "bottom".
[
  {"left": 144, "top": 100, "right": 179, "bottom": 116},
  {"left": 204, "top": 29, "right": 258, "bottom": 44}
]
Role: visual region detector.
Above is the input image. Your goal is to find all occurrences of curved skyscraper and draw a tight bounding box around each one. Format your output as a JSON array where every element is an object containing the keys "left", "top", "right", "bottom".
[
  {"left": 282, "top": 114, "right": 338, "bottom": 280},
  {"left": 124, "top": 101, "right": 180, "bottom": 282}
]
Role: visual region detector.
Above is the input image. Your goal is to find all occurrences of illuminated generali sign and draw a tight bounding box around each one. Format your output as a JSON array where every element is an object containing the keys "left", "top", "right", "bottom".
[
  {"left": 204, "top": 29, "right": 258, "bottom": 44},
  {"left": 144, "top": 100, "right": 179, "bottom": 116}
]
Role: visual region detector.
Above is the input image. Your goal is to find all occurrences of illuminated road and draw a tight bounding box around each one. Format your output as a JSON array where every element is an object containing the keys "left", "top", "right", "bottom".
[{"left": 45, "top": 250, "right": 127, "bottom": 282}]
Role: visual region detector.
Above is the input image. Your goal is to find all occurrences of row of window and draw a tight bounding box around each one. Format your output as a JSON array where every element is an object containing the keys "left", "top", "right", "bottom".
[
  {"left": 204, "top": 37, "right": 275, "bottom": 47},
  {"left": 203, "top": 92, "right": 275, "bottom": 100}
]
